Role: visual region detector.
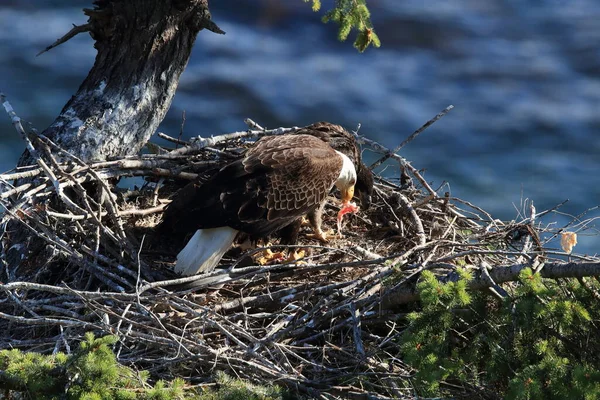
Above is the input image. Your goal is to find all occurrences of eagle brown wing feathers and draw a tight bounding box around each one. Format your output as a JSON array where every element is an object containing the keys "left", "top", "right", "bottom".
[
  {"left": 293, "top": 122, "right": 361, "bottom": 170},
  {"left": 160, "top": 134, "right": 343, "bottom": 240},
  {"left": 242, "top": 135, "right": 342, "bottom": 220}
]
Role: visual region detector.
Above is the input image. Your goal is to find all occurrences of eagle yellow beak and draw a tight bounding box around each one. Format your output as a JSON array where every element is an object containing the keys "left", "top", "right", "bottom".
[{"left": 341, "top": 185, "right": 355, "bottom": 204}]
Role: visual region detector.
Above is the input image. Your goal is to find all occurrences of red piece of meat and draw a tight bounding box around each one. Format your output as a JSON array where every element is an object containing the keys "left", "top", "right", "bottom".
[{"left": 337, "top": 202, "right": 360, "bottom": 237}]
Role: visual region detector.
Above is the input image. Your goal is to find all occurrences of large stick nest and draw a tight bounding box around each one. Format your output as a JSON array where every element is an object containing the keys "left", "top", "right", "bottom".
[{"left": 0, "top": 119, "right": 596, "bottom": 399}]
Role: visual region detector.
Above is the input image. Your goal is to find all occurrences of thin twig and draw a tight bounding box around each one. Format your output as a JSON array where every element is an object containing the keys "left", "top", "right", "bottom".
[
  {"left": 37, "top": 23, "right": 91, "bottom": 56},
  {"left": 370, "top": 105, "right": 454, "bottom": 169}
]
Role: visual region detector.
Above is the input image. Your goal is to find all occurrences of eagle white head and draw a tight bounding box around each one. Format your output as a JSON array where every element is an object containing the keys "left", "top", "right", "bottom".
[{"left": 335, "top": 151, "right": 357, "bottom": 204}]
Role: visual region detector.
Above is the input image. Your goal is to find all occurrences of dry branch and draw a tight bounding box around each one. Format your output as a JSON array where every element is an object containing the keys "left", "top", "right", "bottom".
[
  {"left": 36, "top": 23, "right": 91, "bottom": 56},
  {"left": 369, "top": 105, "right": 454, "bottom": 170}
]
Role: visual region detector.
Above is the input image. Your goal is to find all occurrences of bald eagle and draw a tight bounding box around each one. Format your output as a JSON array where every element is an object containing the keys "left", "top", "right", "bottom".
[
  {"left": 293, "top": 122, "right": 373, "bottom": 209},
  {"left": 274, "top": 122, "right": 374, "bottom": 247},
  {"left": 160, "top": 133, "right": 358, "bottom": 276}
]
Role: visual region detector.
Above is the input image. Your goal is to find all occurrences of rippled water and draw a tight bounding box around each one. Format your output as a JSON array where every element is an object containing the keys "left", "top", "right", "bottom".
[{"left": 1, "top": 0, "right": 599, "bottom": 253}]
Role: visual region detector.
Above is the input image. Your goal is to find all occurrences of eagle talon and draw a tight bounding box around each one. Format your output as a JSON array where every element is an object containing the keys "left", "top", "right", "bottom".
[
  {"left": 300, "top": 216, "right": 311, "bottom": 227},
  {"left": 306, "top": 228, "right": 336, "bottom": 243},
  {"left": 285, "top": 249, "right": 307, "bottom": 264},
  {"left": 256, "top": 249, "right": 287, "bottom": 265}
]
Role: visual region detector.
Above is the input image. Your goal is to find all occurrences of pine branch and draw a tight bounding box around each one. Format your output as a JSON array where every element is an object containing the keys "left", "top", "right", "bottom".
[
  {"left": 382, "top": 261, "right": 600, "bottom": 308},
  {"left": 305, "top": 0, "right": 381, "bottom": 52}
]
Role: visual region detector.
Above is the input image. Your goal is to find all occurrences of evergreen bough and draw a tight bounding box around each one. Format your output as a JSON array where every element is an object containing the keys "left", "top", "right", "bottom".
[
  {"left": 304, "top": 0, "right": 381, "bottom": 52},
  {"left": 0, "top": 333, "right": 285, "bottom": 400},
  {"left": 399, "top": 269, "right": 600, "bottom": 399}
]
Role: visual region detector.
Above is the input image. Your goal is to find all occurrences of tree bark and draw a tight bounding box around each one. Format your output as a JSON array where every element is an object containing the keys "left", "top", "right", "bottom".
[
  {"left": 28, "top": 0, "right": 221, "bottom": 163},
  {"left": 6, "top": 0, "right": 223, "bottom": 279}
]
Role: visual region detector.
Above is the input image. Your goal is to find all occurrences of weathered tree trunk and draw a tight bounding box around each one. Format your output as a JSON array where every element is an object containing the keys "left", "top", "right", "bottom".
[
  {"left": 33, "top": 0, "right": 221, "bottom": 163},
  {"left": 6, "top": 0, "right": 223, "bottom": 278}
]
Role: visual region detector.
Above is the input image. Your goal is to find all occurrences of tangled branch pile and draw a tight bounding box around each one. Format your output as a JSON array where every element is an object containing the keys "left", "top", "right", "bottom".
[{"left": 1, "top": 115, "right": 599, "bottom": 399}]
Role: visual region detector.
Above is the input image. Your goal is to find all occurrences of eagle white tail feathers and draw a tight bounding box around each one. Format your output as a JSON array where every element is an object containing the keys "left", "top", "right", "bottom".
[{"left": 175, "top": 227, "right": 239, "bottom": 276}]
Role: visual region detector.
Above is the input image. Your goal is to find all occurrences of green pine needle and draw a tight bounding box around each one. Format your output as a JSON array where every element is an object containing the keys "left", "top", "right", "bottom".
[
  {"left": 305, "top": 0, "right": 381, "bottom": 52},
  {"left": 0, "top": 335, "right": 284, "bottom": 399}
]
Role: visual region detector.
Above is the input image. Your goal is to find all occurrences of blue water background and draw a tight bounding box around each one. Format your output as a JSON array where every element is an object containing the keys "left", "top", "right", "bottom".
[{"left": 1, "top": 1, "right": 599, "bottom": 254}]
